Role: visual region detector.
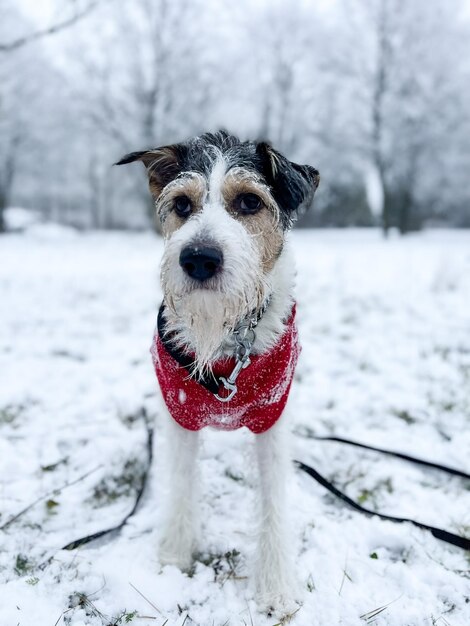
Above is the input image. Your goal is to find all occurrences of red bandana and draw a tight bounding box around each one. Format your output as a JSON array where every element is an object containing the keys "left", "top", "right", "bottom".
[{"left": 151, "top": 306, "right": 300, "bottom": 434}]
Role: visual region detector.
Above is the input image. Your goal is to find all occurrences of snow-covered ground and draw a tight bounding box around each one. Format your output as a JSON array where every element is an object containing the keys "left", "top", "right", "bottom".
[{"left": 0, "top": 228, "right": 469, "bottom": 626}]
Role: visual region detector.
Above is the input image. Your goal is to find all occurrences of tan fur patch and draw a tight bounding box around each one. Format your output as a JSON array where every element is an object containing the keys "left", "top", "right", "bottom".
[
  {"left": 144, "top": 147, "right": 181, "bottom": 198},
  {"left": 241, "top": 209, "right": 284, "bottom": 272},
  {"left": 222, "top": 169, "right": 283, "bottom": 272},
  {"left": 155, "top": 173, "right": 207, "bottom": 237}
]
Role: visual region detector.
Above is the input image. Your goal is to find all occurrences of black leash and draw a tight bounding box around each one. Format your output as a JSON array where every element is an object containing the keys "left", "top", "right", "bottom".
[
  {"left": 61, "top": 412, "right": 154, "bottom": 551},
  {"left": 308, "top": 435, "right": 470, "bottom": 479},
  {"left": 38, "top": 417, "right": 468, "bottom": 554},
  {"left": 295, "top": 436, "right": 470, "bottom": 551}
]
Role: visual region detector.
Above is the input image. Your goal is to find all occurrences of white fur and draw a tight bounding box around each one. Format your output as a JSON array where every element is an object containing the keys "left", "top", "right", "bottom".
[
  {"left": 158, "top": 156, "right": 300, "bottom": 613},
  {"left": 255, "top": 416, "right": 300, "bottom": 612},
  {"left": 251, "top": 240, "right": 295, "bottom": 354},
  {"left": 159, "top": 418, "right": 200, "bottom": 570},
  {"left": 207, "top": 151, "right": 227, "bottom": 205}
]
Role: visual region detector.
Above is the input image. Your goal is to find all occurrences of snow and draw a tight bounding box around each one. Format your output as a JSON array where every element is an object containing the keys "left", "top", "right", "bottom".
[
  {"left": 3, "top": 207, "right": 42, "bottom": 232},
  {"left": 0, "top": 228, "right": 469, "bottom": 626}
]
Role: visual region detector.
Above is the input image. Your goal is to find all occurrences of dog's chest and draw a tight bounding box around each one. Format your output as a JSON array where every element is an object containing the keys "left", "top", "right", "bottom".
[{"left": 151, "top": 307, "right": 300, "bottom": 434}]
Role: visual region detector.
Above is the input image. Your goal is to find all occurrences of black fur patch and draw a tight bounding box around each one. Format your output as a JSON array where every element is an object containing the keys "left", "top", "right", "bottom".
[
  {"left": 115, "top": 151, "right": 149, "bottom": 166},
  {"left": 116, "top": 130, "right": 319, "bottom": 228},
  {"left": 255, "top": 142, "right": 319, "bottom": 228}
]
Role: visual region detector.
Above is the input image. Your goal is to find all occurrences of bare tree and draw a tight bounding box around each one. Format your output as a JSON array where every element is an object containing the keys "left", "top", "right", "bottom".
[
  {"left": 69, "top": 0, "right": 218, "bottom": 228},
  {"left": 338, "top": 0, "right": 470, "bottom": 235},
  {"left": 1, "top": 0, "right": 469, "bottom": 232}
]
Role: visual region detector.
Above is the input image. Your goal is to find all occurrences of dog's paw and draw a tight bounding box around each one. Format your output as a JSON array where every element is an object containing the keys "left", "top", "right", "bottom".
[
  {"left": 256, "top": 589, "right": 302, "bottom": 619},
  {"left": 255, "top": 568, "right": 303, "bottom": 618}
]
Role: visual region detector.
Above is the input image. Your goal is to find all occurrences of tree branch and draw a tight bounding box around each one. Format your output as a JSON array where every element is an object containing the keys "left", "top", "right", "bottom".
[{"left": 0, "top": 0, "right": 103, "bottom": 53}]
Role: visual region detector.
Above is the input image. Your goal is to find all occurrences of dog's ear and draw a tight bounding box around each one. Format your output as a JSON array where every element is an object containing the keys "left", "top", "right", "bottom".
[
  {"left": 115, "top": 145, "right": 186, "bottom": 198},
  {"left": 256, "top": 142, "right": 320, "bottom": 226}
]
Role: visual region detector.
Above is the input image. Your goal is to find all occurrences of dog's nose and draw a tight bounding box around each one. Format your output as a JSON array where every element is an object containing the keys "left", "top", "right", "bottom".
[{"left": 179, "top": 245, "right": 223, "bottom": 281}]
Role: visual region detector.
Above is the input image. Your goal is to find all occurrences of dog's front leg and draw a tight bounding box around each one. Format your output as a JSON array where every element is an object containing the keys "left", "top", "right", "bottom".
[
  {"left": 255, "top": 419, "right": 299, "bottom": 612},
  {"left": 159, "top": 417, "right": 199, "bottom": 570}
]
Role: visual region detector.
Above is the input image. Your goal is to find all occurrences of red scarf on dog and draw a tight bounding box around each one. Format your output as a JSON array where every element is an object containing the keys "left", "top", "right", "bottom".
[{"left": 151, "top": 305, "right": 300, "bottom": 434}]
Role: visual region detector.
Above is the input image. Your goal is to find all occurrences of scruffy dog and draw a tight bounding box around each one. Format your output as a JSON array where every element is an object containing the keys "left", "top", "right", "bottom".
[{"left": 117, "top": 131, "right": 319, "bottom": 611}]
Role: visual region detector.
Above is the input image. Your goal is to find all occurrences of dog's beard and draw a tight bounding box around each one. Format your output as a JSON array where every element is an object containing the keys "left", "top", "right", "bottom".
[
  {"left": 174, "top": 290, "right": 239, "bottom": 377},
  {"left": 163, "top": 274, "right": 268, "bottom": 379}
]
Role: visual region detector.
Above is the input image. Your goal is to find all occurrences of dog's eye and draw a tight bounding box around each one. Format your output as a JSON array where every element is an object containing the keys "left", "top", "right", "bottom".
[
  {"left": 235, "top": 193, "right": 262, "bottom": 215},
  {"left": 174, "top": 196, "right": 192, "bottom": 218}
]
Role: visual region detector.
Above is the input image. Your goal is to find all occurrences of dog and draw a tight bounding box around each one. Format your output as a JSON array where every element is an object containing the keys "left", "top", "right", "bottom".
[{"left": 117, "top": 131, "right": 319, "bottom": 611}]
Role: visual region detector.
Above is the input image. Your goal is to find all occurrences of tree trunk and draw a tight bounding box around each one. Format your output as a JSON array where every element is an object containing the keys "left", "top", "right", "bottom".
[
  {"left": 0, "top": 132, "right": 20, "bottom": 233},
  {"left": 398, "top": 192, "right": 410, "bottom": 234},
  {"left": 382, "top": 186, "right": 393, "bottom": 237},
  {"left": 0, "top": 195, "right": 5, "bottom": 233},
  {"left": 0, "top": 175, "right": 13, "bottom": 234},
  {"left": 371, "top": 0, "right": 392, "bottom": 238}
]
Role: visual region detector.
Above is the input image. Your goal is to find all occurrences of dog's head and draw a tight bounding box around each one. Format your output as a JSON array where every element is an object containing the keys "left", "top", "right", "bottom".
[{"left": 117, "top": 131, "right": 319, "bottom": 372}]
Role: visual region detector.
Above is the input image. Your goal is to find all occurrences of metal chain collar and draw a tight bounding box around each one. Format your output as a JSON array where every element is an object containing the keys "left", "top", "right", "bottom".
[{"left": 214, "top": 304, "right": 267, "bottom": 402}]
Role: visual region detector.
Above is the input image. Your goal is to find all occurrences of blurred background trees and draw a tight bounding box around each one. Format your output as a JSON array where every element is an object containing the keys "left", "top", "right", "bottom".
[{"left": 1, "top": 0, "right": 469, "bottom": 233}]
